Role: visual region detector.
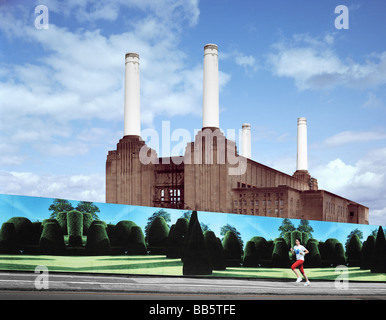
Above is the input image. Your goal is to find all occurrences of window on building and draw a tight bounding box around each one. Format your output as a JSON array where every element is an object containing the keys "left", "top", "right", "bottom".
[{"left": 234, "top": 200, "right": 238, "bottom": 207}]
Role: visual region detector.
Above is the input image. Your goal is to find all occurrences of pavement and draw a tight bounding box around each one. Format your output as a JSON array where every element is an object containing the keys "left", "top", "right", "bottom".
[{"left": 0, "top": 271, "right": 385, "bottom": 300}]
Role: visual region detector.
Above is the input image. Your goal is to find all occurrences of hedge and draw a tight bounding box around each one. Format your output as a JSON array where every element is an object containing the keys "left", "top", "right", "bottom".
[
  {"left": 272, "top": 242, "right": 288, "bottom": 268},
  {"left": 0, "top": 223, "right": 17, "bottom": 253},
  {"left": 183, "top": 220, "right": 212, "bottom": 275},
  {"left": 182, "top": 211, "right": 198, "bottom": 262},
  {"left": 251, "top": 236, "right": 271, "bottom": 261},
  {"left": 304, "top": 239, "right": 322, "bottom": 268},
  {"left": 83, "top": 213, "right": 93, "bottom": 235},
  {"left": 243, "top": 241, "right": 259, "bottom": 267},
  {"left": 204, "top": 230, "right": 226, "bottom": 270},
  {"left": 6, "top": 217, "right": 33, "bottom": 246},
  {"left": 360, "top": 235, "right": 375, "bottom": 270},
  {"left": 147, "top": 216, "right": 169, "bottom": 254},
  {"left": 371, "top": 226, "right": 386, "bottom": 273},
  {"left": 334, "top": 242, "right": 347, "bottom": 266},
  {"left": 114, "top": 220, "right": 137, "bottom": 248},
  {"left": 85, "top": 223, "right": 110, "bottom": 255},
  {"left": 222, "top": 231, "right": 242, "bottom": 267},
  {"left": 56, "top": 212, "right": 67, "bottom": 235},
  {"left": 67, "top": 210, "right": 83, "bottom": 247},
  {"left": 31, "top": 221, "right": 42, "bottom": 245},
  {"left": 271, "top": 238, "right": 290, "bottom": 268},
  {"left": 167, "top": 218, "right": 188, "bottom": 258},
  {"left": 39, "top": 222, "right": 66, "bottom": 254},
  {"left": 323, "top": 238, "right": 341, "bottom": 261},
  {"left": 127, "top": 226, "right": 147, "bottom": 255},
  {"left": 346, "top": 234, "right": 362, "bottom": 266}
]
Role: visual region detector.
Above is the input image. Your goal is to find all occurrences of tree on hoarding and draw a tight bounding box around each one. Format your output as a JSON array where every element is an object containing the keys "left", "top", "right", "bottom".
[
  {"left": 49, "top": 199, "right": 74, "bottom": 219},
  {"left": 297, "top": 219, "right": 314, "bottom": 238},
  {"left": 75, "top": 201, "right": 100, "bottom": 220},
  {"left": 220, "top": 224, "right": 243, "bottom": 252},
  {"left": 145, "top": 209, "right": 171, "bottom": 241},
  {"left": 278, "top": 218, "right": 295, "bottom": 237},
  {"left": 345, "top": 229, "right": 363, "bottom": 252}
]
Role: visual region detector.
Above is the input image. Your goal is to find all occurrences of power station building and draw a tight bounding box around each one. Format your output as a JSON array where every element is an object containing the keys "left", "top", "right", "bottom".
[{"left": 106, "top": 44, "right": 369, "bottom": 225}]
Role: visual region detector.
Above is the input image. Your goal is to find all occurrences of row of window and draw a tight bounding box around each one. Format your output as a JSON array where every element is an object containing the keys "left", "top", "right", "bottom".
[
  {"left": 234, "top": 208, "right": 284, "bottom": 215},
  {"left": 238, "top": 192, "right": 284, "bottom": 198},
  {"left": 234, "top": 199, "right": 284, "bottom": 207}
]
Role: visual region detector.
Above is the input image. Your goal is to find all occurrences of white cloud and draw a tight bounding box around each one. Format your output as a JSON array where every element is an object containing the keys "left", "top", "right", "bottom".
[
  {"left": 0, "top": 170, "right": 105, "bottom": 202},
  {"left": 312, "top": 149, "right": 386, "bottom": 225},
  {"left": 0, "top": 0, "right": 211, "bottom": 169},
  {"left": 267, "top": 33, "right": 386, "bottom": 90},
  {"left": 324, "top": 130, "right": 386, "bottom": 147},
  {"left": 235, "top": 54, "right": 258, "bottom": 74},
  {"left": 363, "top": 93, "right": 384, "bottom": 109}
]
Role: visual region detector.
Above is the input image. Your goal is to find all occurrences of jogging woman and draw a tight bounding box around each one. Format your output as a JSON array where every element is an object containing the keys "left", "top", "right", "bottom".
[{"left": 290, "top": 238, "right": 310, "bottom": 286}]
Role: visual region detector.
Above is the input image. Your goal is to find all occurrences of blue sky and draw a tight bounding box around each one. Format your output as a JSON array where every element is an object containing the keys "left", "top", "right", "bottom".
[{"left": 0, "top": 1, "right": 386, "bottom": 225}]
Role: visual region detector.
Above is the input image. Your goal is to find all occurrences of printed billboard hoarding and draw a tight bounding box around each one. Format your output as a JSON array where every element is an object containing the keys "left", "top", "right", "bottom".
[{"left": 0, "top": 193, "right": 385, "bottom": 282}]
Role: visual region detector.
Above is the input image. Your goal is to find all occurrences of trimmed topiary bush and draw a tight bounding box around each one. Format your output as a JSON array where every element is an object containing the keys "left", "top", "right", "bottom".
[
  {"left": 42, "top": 219, "right": 61, "bottom": 229},
  {"left": 371, "top": 226, "right": 386, "bottom": 273},
  {"left": 85, "top": 223, "right": 110, "bottom": 255},
  {"left": 283, "top": 232, "right": 291, "bottom": 249},
  {"left": 128, "top": 226, "right": 147, "bottom": 255},
  {"left": 271, "top": 238, "right": 290, "bottom": 268},
  {"left": 204, "top": 230, "right": 226, "bottom": 270},
  {"left": 304, "top": 239, "right": 322, "bottom": 267},
  {"left": 302, "top": 232, "right": 310, "bottom": 248},
  {"left": 0, "top": 223, "right": 17, "bottom": 253},
  {"left": 323, "top": 238, "right": 341, "bottom": 263},
  {"left": 360, "top": 235, "right": 375, "bottom": 270},
  {"left": 115, "top": 220, "right": 137, "bottom": 248},
  {"left": 39, "top": 222, "right": 66, "bottom": 255},
  {"left": 67, "top": 210, "right": 83, "bottom": 247},
  {"left": 182, "top": 211, "right": 198, "bottom": 262},
  {"left": 183, "top": 220, "right": 212, "bottom": 275},
  {"left": 167, "top": 218, "right": 188, "bottom": 258},
  {"left": 243, "top": 241, "right": 259, "bottom": 267},
  {"left": 56, "top": 212, "right": 67, "bottom": 235},
  {"left": 334, "top": 243, "right": 346, "bottom": 266},
  {"left": 6, "top": 217, "right": 33, "bottom": 246},
  {"left": 148, "top": 216, "right": 169, "bottom": 254},
  {"left": 251, "top": 236, "right": 270, "bottom": 261},
  {"left": 346, "top": 234, "right": 362, "bottom": 266},
  {"left": 83, "top": 213, "right": 93, "bottom": 236},
  {"left": 222, "top": 231, "right": 242, "bottom": 267}
]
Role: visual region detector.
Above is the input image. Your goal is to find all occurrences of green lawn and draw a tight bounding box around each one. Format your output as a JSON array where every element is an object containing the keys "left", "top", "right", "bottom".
[{"left": 0, "top": 255, "right": 385, "bottom": 282}]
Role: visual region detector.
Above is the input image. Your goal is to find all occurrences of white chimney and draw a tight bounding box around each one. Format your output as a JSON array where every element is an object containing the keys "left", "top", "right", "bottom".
[
  {"left": 241, "top": 123, "right": 251, "bottom": 158},
  {"left": 296, "top": 117, "right": 308, "bottom": 171},
  {"left": 202, "top": 44, "right": 219, "bottom": 129},
  {"left": 124, "top": 53, "right": 141, "bottom": 136}
]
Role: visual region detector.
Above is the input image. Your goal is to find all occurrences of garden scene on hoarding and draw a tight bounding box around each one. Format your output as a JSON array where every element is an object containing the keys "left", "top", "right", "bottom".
[{"left": 0, "top": 194, "right": 385, "bottom": 282}]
